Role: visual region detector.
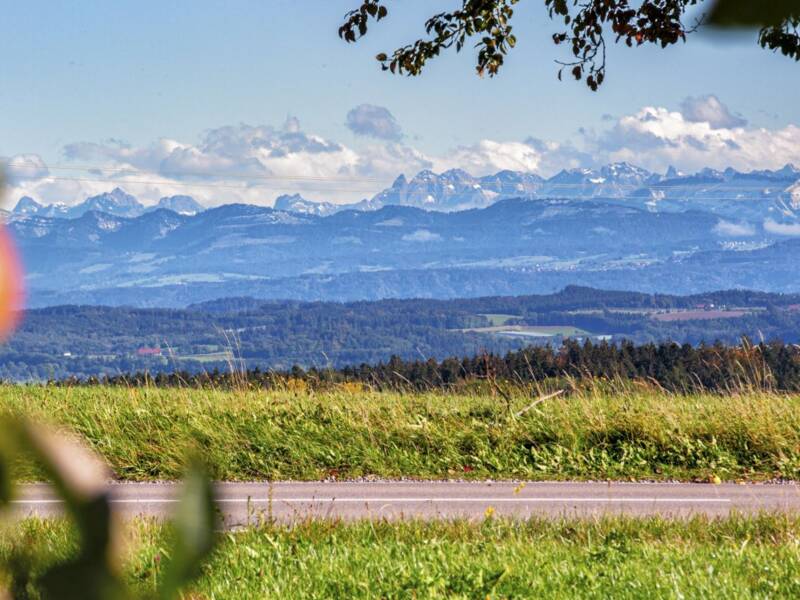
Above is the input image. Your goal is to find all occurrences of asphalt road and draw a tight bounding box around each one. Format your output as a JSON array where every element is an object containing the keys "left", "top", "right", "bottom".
[{"left": 10, "top": 481, "right": 800, "bottom": 526}]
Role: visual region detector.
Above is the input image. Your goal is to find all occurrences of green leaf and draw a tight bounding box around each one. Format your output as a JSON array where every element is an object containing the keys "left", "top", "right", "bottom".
[
  {"left": 157, "top": 460, "right": 217, "bottom": 600},
  {"left": 708, "top": 0, "right": 798, "bottom": 26},
  {"left": 0, "top": 422, "right": 14, "bottom": 506},
  {"left": 0, "top": 452, "right": 11, "bottom": 506},
  {"left": 39, "top": 559, "right": 131, "bottom": 600},
  {"left": 3, "top": 419, "right": 125, "bottom": 600},
  {"left": 12, "top": 420, "right": 110, "bottom": 508}
]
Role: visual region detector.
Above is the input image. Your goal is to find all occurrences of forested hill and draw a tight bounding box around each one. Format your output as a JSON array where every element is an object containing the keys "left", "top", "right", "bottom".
[
  {"left": 4, "top": 286, "right": 800, "bottom": 381},
  {"left": 190, "top": 287, "right": 800, "bottom": 314}
]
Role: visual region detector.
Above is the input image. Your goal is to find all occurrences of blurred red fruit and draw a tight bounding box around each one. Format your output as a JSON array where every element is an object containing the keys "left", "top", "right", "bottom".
[{"left": 0, "top": 225, "right": 24, "bottom": 338}]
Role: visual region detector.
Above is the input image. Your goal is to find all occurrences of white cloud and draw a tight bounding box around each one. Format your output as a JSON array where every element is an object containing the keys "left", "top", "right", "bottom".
[
  {"left": 29, "top": 117, "right": 442, "bottom": 207},
  {"left": 592, "top": 105, "right": 800, "bottom": 174},
  {"left": 433, "top": 137, "right": 592, "bottom": 177},
  {"left": 435, "top": 140, "right": 547, "bottom": 176},
  {"left": 3, "top": 154, "right": 50, "bottom": 183},
  {"left": 764, "top": 219, "right": 800, "bottom": 236},
  {"left": 65, "top": 119, "right": 350, "bottom": 179},
  {"left": 353, "top": 143, "right": 432, "bottom": 179},
  {"left": 5, "top": 97, "right": 799, "bottom": 209},
  {"left": 33, "top": 119, "right": 376, "bottom": 206},
  {"left": 439, "top": 96, "right": 798, "bottom": 177},
  {"left": 402, "top": 229, "right": 441, "bottom": 242},
  {"left": 680, "top": 95, "right": 747, "bottom": 130},
  {"left": 346, "top": 104, "right": 403, "bottom": 141},
  {"left": 714, "top": 220, "right": 756, "bottom": 237},
  {"left": 523, "top": 138, "right": 593, "bottom": 173}
]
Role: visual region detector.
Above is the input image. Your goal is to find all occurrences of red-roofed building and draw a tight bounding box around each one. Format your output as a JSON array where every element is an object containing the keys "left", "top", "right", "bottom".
[{"left": 136, "top": 347, "right": 163, "bottom": 357}]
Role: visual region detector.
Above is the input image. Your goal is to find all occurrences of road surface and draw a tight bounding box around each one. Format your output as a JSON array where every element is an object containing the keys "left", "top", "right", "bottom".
[{"left": 10, "top": 481, "right": 800, "bottom": 526}]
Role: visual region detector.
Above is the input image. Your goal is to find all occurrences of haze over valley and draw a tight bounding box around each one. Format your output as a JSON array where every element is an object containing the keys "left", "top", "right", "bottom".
[{"left": 7, "top": 162, "right": 800, "bottom": 308}]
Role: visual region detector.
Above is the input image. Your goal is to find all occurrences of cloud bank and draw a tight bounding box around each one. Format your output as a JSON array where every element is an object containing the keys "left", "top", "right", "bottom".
[
  {"left": 714, "top": 220, "right": 756, "bottom": 237},
  {"left": 764, "top": 219, "right": 800, "bottom": 236},
  {"left": 591, "top": 104, "right": 799, "bottom": 174},
  {"left": 5, "top": 96, "right": 799, "bottom": 208}
]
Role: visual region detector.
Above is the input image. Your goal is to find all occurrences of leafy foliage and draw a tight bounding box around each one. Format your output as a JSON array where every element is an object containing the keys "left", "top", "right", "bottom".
[
  {"left": 758, "top": 17, "right": 800, "bottom": 61},
  {"left": 339, "top": 0, "right": 800, "bottom": 89},
  {"left": 0, "top": 420, "right": 218, "bottom": 600}
]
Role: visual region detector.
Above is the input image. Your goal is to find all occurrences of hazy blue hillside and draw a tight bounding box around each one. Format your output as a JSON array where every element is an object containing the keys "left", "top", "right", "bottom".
[{"left": 7, "top": 163, "right": 800, "bottom": 308}]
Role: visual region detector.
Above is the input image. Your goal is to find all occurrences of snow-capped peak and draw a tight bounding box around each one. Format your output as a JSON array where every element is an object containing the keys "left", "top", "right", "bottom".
[
  {"left": 274, "top": 194, "right": 338, "bottom": 217},
  {"left": 152, "top": 195, "right": 205, "bottom": 216},
  {"left": 13, "top": 196, "right": 43, "bottom": 215},
  {"left": 73, "top": 188, "right": 144, "bottom": 218}
]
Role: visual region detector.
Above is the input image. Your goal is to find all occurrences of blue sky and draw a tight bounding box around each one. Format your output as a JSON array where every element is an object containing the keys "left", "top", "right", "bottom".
[{"left": 1, "top": 1, "right": 798, "bottom": 206}]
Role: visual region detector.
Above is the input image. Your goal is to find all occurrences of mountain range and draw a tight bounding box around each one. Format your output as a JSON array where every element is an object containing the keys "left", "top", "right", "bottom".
[
  {"left": 274, "top": 162, "right": 800, "bottom": 219},
  {"left": 10, "top": 189, "right": 205, "bottom": 220},
  {"left": 5, "top": 162, "right": 800, "bottom": 308},
  {"left": 11, "top": 162, "right": 800, "bottom": 219}
]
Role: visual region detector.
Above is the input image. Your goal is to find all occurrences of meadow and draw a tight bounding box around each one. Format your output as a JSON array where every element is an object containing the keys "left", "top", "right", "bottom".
[
  {"left": 2, "top": 384, "right": 800, "bottom": 482},
  {"left": 3, "top": 515, "right": 800, "bottom": 598}
]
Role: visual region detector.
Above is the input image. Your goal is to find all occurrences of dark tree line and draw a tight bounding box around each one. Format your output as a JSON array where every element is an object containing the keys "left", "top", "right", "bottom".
[{"left": 71, "top": 339, "right": 800, "bottom": 394}]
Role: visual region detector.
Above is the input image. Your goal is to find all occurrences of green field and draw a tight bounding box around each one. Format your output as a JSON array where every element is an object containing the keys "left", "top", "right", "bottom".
[
  {"left": 504, "top": 325, "right": 591, "bottom": 336},
  {"left": 4, "top": 515, "right": 800, "bottom": 598},
  {"left": 478, "top": 313, "right": 521, "bottom": 326},
  {"left": 2, "top": 385, "right": 800, "bottom": 482},
  {"left": 465, "top": 324, "right": 593, "bottom": 337},
  {"left": 178, "top": 350, "right": 236, "bottom": 363},
  {"left": 4, "top": 386, "right": 800, "bottom": 597}
]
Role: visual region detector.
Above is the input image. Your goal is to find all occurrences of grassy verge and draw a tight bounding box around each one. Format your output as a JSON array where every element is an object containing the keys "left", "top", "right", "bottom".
[
  {"left": 2, "top": 385, "right": 800, "bottom": 481},
  {"left": 3, "top": 515, "right": 800, "bottom": 598}
]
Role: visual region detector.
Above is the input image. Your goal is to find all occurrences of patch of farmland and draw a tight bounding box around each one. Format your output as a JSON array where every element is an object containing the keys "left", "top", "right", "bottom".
[
  {"left": 652, "top": 310, "right": 748, "bottom": 322},
  {"left": 478, "top": 313, "right": 521, "bottom": 326},
  {"left": 464, "top": 325, "right": 592, "bottom": 338},
  {"left": 178, "top": 351, "right": 235, "bottom": 363}
]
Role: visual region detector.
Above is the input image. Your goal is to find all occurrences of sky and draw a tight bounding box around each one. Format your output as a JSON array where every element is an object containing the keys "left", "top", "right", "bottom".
[{"left": 1, "top": 0, "right": 798, "bottom": 207}]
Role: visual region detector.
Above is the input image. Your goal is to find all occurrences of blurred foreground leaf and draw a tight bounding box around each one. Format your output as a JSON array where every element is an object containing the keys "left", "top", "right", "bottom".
[
  {"left": 0, "top": 451, "right": 11, "bottom": 506},
  {"left": 0, "top": 419, "right": 218, "bottom": 600},
  {"left": 708, "top": 0, "right": 800, "bottom": 62},
  {"left": 1, "top": 419, "right": 126, "bottom": 599},
  {"left": 708, "top": 0, "right": 798, "bottom": 26},
  {"left": 157, "top": 459, "right": 217, "bottom": 600}
]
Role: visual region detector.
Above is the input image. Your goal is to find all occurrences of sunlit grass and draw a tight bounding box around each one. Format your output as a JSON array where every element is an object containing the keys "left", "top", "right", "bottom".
[
  {"left": 2, "top": 384, "right": 800, "bottom": 481},
  {"left": 4, "top": 515, "right": 800, "bottom": 598}
]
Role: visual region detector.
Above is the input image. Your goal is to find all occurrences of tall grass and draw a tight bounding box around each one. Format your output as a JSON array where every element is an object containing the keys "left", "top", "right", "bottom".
[
  {"left": 4, "top": 515, "right": 800, "bottom": 598},
  {"left": 2, "top": 384, "right": 800, "bottom": 481}
]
